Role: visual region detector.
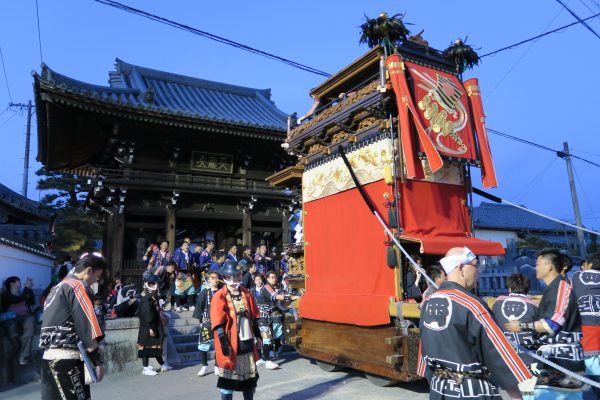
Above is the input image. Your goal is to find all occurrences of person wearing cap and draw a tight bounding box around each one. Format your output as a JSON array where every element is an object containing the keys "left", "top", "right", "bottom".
[
  {"left": 505, "top": 249, "right": 586, "bottom": 399},
  {"left": 418, "top": 247, "right": 531, "bottom": 400},
  {"left": 137, "top": 274, "right": 172, "bottom": 376},
  {"left": 211, "top": 260, "right": 261, "bottom": 400}
]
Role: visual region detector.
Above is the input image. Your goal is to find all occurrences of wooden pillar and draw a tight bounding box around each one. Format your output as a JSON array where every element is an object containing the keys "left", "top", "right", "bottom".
[
  {"left": 106, "top": 213, "right": 125, "bottom": 278},
  {"left": 282, "top": 211, "right": 290, "bottom": 246},
  {"left": 166, "top": 209, "right": 176, "bottom": 252},
  {"left": 242, "top": 212, "right": 252, "bottom": 247}
]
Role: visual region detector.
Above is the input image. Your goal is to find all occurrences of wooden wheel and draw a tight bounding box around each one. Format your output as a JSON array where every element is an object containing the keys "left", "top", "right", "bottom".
[
  {"left": 365, "top": 373, "right": 399, "bottom": 387},
  {"left": 315, "top": 360, "right": 344, "bottom": 372}
]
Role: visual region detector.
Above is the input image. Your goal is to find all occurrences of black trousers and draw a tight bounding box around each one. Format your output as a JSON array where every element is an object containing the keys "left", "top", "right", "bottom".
[{"left": 41, "top": 358, "right": 90, "bottom": 400}]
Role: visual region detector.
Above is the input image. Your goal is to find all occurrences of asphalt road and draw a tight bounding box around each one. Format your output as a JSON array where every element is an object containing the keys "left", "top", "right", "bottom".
[{"left": 4, "top": 352, "right": 433, "bottom": 400}]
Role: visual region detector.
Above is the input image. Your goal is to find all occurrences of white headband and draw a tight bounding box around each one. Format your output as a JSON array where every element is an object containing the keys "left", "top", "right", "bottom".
[{"left": 440, "top": 247, "right": 476, "bottom": 274}]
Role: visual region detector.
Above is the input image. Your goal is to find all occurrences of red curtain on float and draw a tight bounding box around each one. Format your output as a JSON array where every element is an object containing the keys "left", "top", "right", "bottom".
[
  {"left": 399, "top": 179, "right": 505, "bottom": 255},
  {"left": 300, "top": 180, "right": 397, "bottom": 326},
  {"left": 463, "top": 78, "right": 498, "bottom": 188},
  {"left": 386, "top": 54, "right": 443, "bottom": 178}
]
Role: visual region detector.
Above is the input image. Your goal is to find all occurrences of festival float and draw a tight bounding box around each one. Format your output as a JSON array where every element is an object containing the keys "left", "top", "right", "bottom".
[{"left": 267, "top": 13, "right": 505, "bottom": 385}]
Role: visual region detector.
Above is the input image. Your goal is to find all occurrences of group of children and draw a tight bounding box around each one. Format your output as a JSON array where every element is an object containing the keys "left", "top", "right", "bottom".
[{"left": 134, "top": 238, "right": 300, "bottom": 393}]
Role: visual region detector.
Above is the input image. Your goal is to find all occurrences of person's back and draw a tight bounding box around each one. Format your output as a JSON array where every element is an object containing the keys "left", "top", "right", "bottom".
[
  {"left": 419, "top": 247, "right": 529, "bottom": 400},
  {"left": 420, "top": 282, "right": 530, "bottom": 396},
  {"left": 117, "top": 284, "right": 137, "bottom": 305},
  {"left": 492, "top": 273, "right": 537, "bottom": 365},
  {"left": 571, "top": 256, "right": 600, "bottom": 352},
  {"left": 570, "top": 255, "right": 600, "bottom": 399},
  {"left": 40, "top": 255, "right": 107, "bottom": 399}
]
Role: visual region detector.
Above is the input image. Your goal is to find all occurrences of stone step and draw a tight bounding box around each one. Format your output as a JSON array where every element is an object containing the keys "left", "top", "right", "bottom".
[
  {"left": 167, "top": 317, "right": 199, "bottom": 327},
  {"left": 165, "top": 310, "right": 195, "bottom": 319},
  {"left": 168, "top": 325, "right": 200, "bottom": 335},
  {"left": 175, "top": 342, "right": 200, "bottom": 353},
  {"left": 178, "top": 350, "right": 215, "bottom": 363},
  {"left": 171, "top": 333, "right": 199, "bottom": 344}
]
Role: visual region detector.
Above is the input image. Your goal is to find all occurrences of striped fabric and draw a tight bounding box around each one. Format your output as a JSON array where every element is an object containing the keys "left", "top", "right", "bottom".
[
  {"left": 62, "top": 278, "right": 103, "bottom": 340},
  {"left": 439, "top": 289, "right": 532, "bottom": 383}
]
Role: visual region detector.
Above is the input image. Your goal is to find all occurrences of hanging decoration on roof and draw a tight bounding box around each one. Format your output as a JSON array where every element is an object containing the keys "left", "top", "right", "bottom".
[
  {"left": 386, "top": 54, "right": 443, "bottom": 179},
  {"left": 442, "top": 38, "right": 480, "bottom": 74},
  {"left": 463, "top": 78, "right": 498, "bottom": 188},
  {"left": 359, "top": 12, "right": 410, "bottom": 49}
]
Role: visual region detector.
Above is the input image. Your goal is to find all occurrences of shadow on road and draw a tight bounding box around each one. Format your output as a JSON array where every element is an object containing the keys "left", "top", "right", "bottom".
[
  {"left": 276, "top": 373, "right": 363, "bottom": 400},
  {"left": 397, "top": 379, "right": 429, "bottom": 393},
  {"left": 274, "top": 352, "right": 300, "bottom": 367}
]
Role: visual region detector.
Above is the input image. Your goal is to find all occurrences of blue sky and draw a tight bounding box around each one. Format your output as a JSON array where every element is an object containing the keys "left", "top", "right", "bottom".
[{"left": 1, "top": 1, "right": 599, "bottom": 232}]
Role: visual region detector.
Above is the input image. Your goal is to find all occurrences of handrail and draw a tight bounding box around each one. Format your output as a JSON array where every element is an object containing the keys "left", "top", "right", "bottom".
[{"left": 99, "top": 168, "right": 282, "bottom": 192}]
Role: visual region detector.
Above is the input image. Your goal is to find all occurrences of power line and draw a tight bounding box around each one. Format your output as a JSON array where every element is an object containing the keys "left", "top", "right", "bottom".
[
  {"left": 35, "top": 0, "right": 44, "bottom": 63},
  {"left": 485, "top": 8, "right": 565, "bottom": 100},
  {"left": 481, "top": 11, "right": 600, "bottom": 58},
  {"left": 0, "top": 46, "right": 13, "bottom": 102},
  {"left": 0, "top": 111, "right": 18, "bottom": 128},
  {"left": 589, "top": 0, "right": 600, "bottom": 11},
  {"left": 511, "top": 157, "right": 558, "bottom": 203},
  {"left": 555, "top": 0, "right": 600, "bottom": 39},
  {"left": 577, "top": 0, "right": 596, "bottom": 13},
  {"left": 487, "top": 128, "right": 600, "bottom": 168},
  {"left": 91, "top": 0, "right": 331, "bottom": 77}
]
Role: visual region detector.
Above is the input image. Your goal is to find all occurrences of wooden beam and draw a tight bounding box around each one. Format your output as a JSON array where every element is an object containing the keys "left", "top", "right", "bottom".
[
  {"left": 166, "top": 209, "right": 176, "bottom": 252},
  {"left": 125, "top": 222, "right": 164, "bottom": 229},
  {"left": 242, "top": 212, "right": 252, "bottom": 247}
]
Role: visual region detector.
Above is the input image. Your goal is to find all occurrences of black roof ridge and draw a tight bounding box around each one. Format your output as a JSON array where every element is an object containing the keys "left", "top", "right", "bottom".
[
  {"left": 114, "top": 58, "right": 274, "bottom": 99},
  {"left": 37, "top": 63, "right": 139, "bottom": 95},
  {"left": 0, "top": 182, "right": 52, "bottom": 219}
]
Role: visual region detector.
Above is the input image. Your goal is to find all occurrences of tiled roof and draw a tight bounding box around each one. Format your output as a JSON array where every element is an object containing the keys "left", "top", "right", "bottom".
[
  {"left": 0, "top": 231, "right": 54, "bottom": 259},
  {"left": 35, "top": 58, "right": 288, "bottom": 133},
  {"left": 473, "top": 202, "right": 577, "bottom": 233},
  {"left": 0, "top": 224, "right": 51, "bottom": 242},
  {"left": 0, "top": 183, "right": 52, "bottom": 220}
]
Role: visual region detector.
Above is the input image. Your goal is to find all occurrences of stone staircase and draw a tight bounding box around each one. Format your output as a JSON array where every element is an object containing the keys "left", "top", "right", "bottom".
[{"left": 167, "top": 310, "right": 214, "bottom": 365}]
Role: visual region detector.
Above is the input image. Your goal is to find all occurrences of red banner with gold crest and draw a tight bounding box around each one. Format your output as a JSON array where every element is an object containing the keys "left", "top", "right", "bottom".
[
  {"left": 386, "top": 54, "right": 443, "bottom": 178},
  {"left": 404, "top": 61, "right": 478, "bottom": 161}
]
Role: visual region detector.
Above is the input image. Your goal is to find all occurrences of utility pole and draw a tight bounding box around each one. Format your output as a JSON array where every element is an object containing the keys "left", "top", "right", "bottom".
[
  {"left": 9, "top": 101, "right": 34, "bottom": 198},
  {"left": 561, "top": 141, "right": 587, "bottom": 259},
  {"left": 22, "top": 100, "right": 32, "bottom": 197}
]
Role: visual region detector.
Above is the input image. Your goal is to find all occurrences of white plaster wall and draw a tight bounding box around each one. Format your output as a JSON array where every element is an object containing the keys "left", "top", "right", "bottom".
[
  {"left": 0, "top": 243, "right": 54, "bottom": 291},
  {"left": 474, "top": 229, "right": 519, "bottom": 248}
]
